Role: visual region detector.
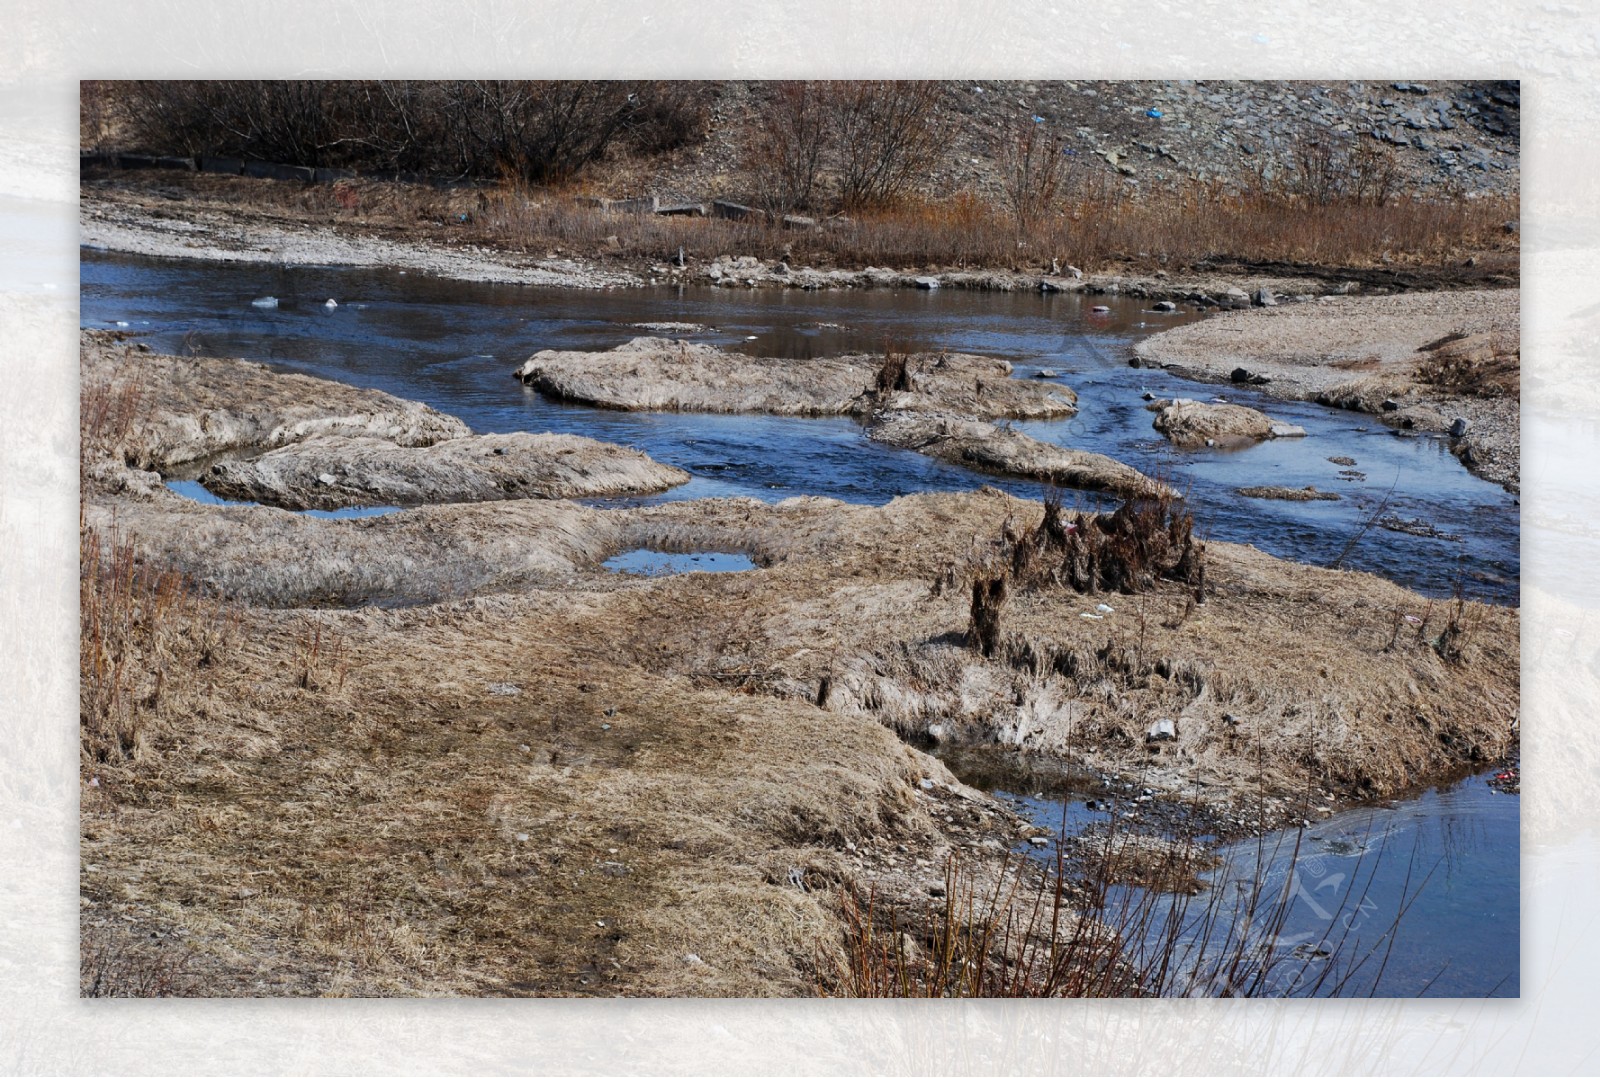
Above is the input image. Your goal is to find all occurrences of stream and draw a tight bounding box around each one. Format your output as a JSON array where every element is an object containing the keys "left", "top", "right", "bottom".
[
  {"left": 80, "top": 248, "right": 1521, "bottom": 997},
  {"left": 81, "top": 250, "right": 1518, "bottom": 604}
]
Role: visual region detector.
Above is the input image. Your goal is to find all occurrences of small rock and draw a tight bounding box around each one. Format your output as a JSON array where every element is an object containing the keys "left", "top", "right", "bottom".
[
  {"left": 1091, "top": 305, "right": 1111, "bottom": 314},
  {"left": 1146, "top": 718, "right": 1176, "bottom": 742},
  {"left": 1252, "top": 288, "right": 1277, "bottom": 307},
  {"left": 316, "top": 472, "right": 337, "bottom": 485},
  {"left": 912, "top": 276, "right": 941, "bottom": 290},
  {"left": 926, "top": 724, "right": 946, "bottom": 743},
  {"left": 1153, "top": 300, "right": 1177, "bottom": 312},
  {"left": 1449, "top": 417, "right": 1470, "bottom": 437},
  {"left": 324, "top": 298, "right": 338, "bottom": 308},
  {"left": 919, "top": 778, "right": 935, "bottom": 790},
  {"left": 1381, "top": 399, "right": 1400, "bottom": 411},
  {"left": 1028, "top": 836, "right": 1050, "bottom": 847},
  {"left": 1034, "top": 369, "right": 1057, "bottom": 378}
]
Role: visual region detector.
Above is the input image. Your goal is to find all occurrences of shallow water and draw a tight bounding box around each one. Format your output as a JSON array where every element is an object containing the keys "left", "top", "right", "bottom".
[
  {"left": 164, "top": 479, "right": 401, "bottom": 520},
  {"left": 940, "top": 746, "right": 1519, "bottom": 998},
  {"left": 602, "top": 548, "right": 758, "bottom": 576},
  {"left": 82, "top": 251, "right": 1519, "bottom": 603}
]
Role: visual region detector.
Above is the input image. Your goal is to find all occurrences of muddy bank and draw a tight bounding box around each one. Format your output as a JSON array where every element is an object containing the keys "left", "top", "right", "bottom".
[
  {"left": 84, "top": 331, "right": 467, "bottom": 471},
  {"left": 515, "top": 338, "right": 1078, "bottom": 421},
  {"left": 83, "top": 332, "right": 687, "bottom": 504},
  {"left": 203, "top": 432, "right": 688, "bottom": 510},
  {"left": 868, "top": 413, "right": 1172, "bottom": 499},
  {"left": 1134, "top": 290, "right": 1520, "bottom": 491}
]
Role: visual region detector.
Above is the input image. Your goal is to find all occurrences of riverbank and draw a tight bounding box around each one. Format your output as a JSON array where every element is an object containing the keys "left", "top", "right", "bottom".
[
  {"left": 80, "top": 173, "right": 1516, "bottom": 301},
  {"left": 79, "top": 318, "right": 1519, "bottom": 996},
  {"left": 1134, "top": 289, "right": 1521, "bottom": 492}
]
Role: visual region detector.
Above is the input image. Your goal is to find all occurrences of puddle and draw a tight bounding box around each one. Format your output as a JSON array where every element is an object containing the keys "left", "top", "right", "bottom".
[
  {"left": 164, "top": 479, "right": 401, "bottom": 520},
  {"left": 602, "top": 548, "right": 757, "bottom": 576}
]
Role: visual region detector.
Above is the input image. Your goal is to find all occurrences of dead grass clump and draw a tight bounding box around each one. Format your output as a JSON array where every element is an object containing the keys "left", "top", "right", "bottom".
[
  {"left": 1414, "top": 331, "right": 1520, "bottom": 398},
  {"left": 874, "top": 344, "right": 913, "bottom": 396},
  {"left": 1010, "top": 491, "right": 1204, "bottom": 596},
  {"left": 827, "top": 853, "right": 1127, "bottom": 997},
  {"left": 967, "top": 575, "right": 1007, "bottom": 658},
  {"left": 80, "top": 527, "right": 235, "bottom": 766},
  {"left": 825, "top": 835, "right": 1381, "bottom": 998}
]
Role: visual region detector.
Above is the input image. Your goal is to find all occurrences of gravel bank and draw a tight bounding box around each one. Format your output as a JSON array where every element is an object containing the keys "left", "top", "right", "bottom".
[{"left": 1134, "top": 289, "right": 1520, "bottom": 491}]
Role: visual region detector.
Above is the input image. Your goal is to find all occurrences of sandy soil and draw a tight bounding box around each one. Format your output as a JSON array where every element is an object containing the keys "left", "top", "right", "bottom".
[{"left": 1134, "top": 290, "right": 1520, "bottom": 491}]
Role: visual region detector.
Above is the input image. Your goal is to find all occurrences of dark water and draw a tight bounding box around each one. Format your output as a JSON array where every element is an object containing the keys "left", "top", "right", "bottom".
[
  {"left": 81, "top": 251, "right": 1519, "bottom": 603},
  {"left": 945, "top": 749, "right": 1518, "bottom": 998}
]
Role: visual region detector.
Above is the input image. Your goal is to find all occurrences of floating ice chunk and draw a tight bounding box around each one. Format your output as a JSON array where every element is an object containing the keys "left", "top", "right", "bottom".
[{"left": 251, "top": 296, "right": 278, "bottom": 308}]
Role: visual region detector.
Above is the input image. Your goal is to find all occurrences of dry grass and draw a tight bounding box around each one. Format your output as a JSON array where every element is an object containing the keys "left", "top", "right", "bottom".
[
  {"left": 80, "top": 526, "right": 236, "bottom": 768},
  {"left": 78, "top": 337, "right": 1517, "bottom": 997},
  {"left": 1002, "top": 490, "right": 1204, "bottom": 597},
  {"left": 85, "top": 168, "right": 1518, "bottom": 278},
  {"left": 826, "top": 830, "right": 1404, "bottom": 998}
]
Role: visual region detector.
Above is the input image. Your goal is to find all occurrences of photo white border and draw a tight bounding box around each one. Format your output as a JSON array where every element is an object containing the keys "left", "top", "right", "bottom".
[{"left": 3, "top": 2, "right": 1596, "bottom": 1072}]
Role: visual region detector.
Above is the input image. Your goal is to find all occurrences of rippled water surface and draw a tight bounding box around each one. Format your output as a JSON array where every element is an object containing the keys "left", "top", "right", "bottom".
[{"left": 82, "top": 250, "right": 1518, "bottom": 603}]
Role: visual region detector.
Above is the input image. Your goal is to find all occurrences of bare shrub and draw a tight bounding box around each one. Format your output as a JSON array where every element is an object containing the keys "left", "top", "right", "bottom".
[
  {"left": 1008, "top": 490, "right": 1204, "bottom": 596},
  {"left": 827, "top": 81, "right": 951, "bottom": 211},
  {"left": 873, "top": 342, "right": 913, "bottom": 396},
  {"left": 748, "top": 81, "right": 833, "bottom": 213},
  {"left": 1285, "top": 136, "right": 1404, "bottom": 207},
  {"left": 995, "top": 118, "right": 1077, "bottom": 231},
  {"left": 81, "top": 930, "right": 195, "bottom": 997},
  {"left": 825, "top": 836, "right": 1393, "bottom": 997},
  {"left": 109, "top": 80, "right": 699, "bottom": 184}
]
